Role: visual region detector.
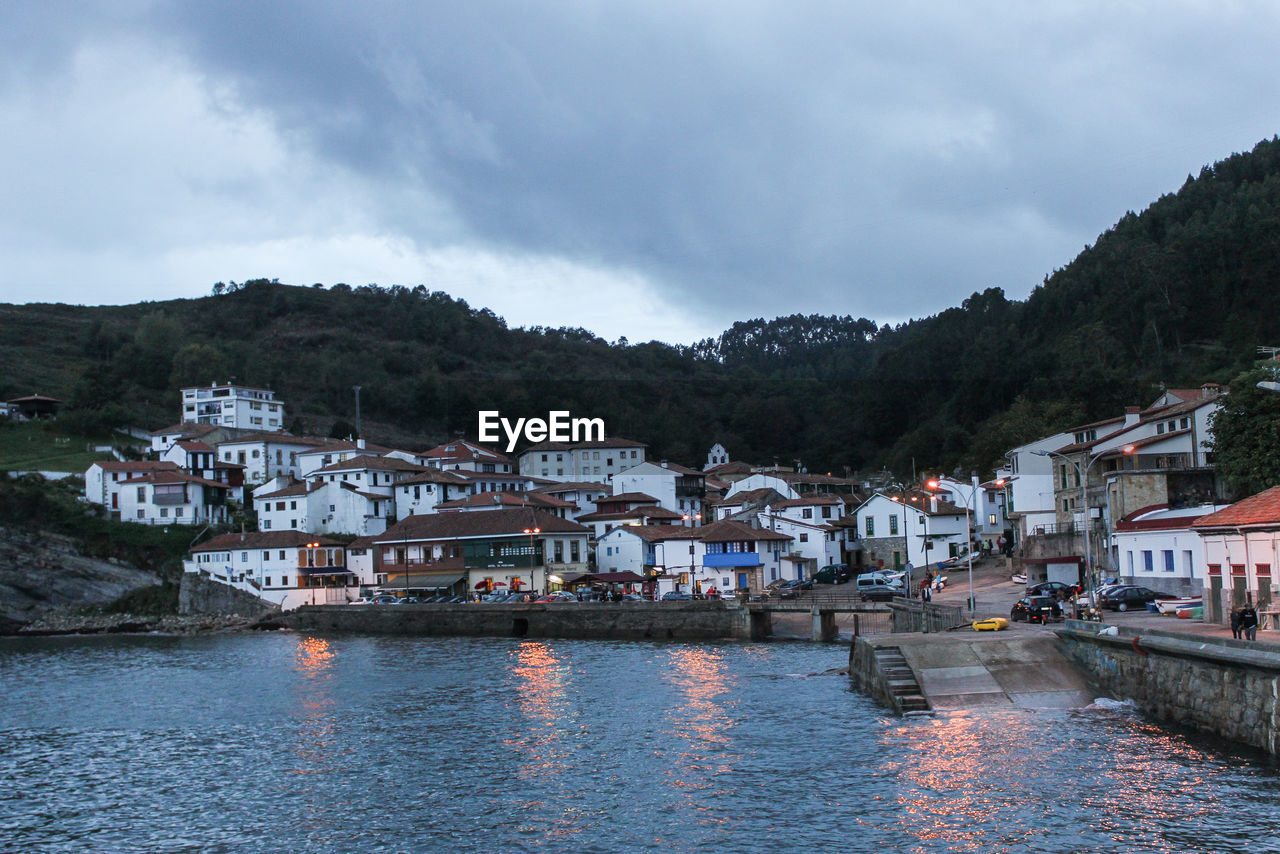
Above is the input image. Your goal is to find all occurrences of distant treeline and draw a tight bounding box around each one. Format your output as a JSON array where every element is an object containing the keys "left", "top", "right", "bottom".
[{"left": 6, "top": 137, "right": 1280, "bottom": 477}]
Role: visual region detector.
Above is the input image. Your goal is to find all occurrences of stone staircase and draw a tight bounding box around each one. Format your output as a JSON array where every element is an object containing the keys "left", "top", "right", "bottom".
[{"left": 875, "top": 646, "right": 931, "bottom": 715}]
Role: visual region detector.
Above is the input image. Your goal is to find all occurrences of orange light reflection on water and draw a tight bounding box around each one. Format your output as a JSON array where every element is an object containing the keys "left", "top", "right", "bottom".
[
  {"left": 657, "top": 646, "right": 739, "bottom": 826},
  {"left": 880, "top": 708, "right": 1235, "bottom": 852},
  {"left": 290, "top": 636, "right": 341, "bottom": 784},
  {"left": 504, "top": 641, "right": 576, "bottom": 782}
]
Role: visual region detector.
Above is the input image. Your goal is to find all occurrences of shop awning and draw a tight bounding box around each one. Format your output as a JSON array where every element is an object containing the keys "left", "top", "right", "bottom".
[{"left": 587, "top": 571, "right": 646, "bottom": 584}]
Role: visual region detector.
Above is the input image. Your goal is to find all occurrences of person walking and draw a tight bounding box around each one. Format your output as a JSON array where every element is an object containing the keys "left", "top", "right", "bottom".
[
  {"left": 1230, "top": 604, "right": 1243, "bottom": 639},
  {"left": 1241, "top": 598, "right": 1259, "bottom": 641}
]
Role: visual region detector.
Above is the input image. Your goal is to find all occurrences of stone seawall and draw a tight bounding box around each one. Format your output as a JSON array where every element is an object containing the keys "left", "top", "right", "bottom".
[
  {"left": 179, "top": 573, "right": 280, "bottom": 619},
  {"left": 282, "top": 601, "right": 749, "bottom": 641},
  {"left": 1058, "top": 622, "right": 1280, "bottom": 755}
]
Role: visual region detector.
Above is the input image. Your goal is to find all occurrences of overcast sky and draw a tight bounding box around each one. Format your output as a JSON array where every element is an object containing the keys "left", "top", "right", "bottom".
[{"left": 2, "top": 2, "right": 1277, "bottom": 344}]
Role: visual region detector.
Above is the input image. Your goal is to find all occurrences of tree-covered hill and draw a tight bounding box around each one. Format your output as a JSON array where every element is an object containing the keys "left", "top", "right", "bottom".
[{"left": 6, "top": 137, "right": 1280, "bottom": 476}]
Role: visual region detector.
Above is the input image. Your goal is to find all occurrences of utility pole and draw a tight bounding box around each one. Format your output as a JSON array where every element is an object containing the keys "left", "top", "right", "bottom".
[{"left": 353, "top": 385, "right": 362, "bottom": 437}]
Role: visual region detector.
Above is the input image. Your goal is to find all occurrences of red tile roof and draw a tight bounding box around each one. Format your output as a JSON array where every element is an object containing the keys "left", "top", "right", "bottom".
[
  {"left": 397, "top": 469, "right": 473, "bottom": 487},
  {"left": 607, "top": 524, "right": 703, "bottom": 542},
  {"left": 696, "top": 520, "right": 792, "bottom": 543},
  {"left": 576, "top": 507, "right": 684, "bottom": 523},
  {"left": 150, "top": 422, "right": 221, "bottom": 438},
  {"left": 435, "top": 491, "right": 568, "bottom": 510},
  {"left": 420, "top": 440, "right": 511, "bottom": 464},
  {"left": 193, "top": 531, "right": 343, "bottom": 552},
  {"left": 376, "top": 508, "right": 588, "bottom": 542},
  {"left": 90, "top": 461, "right": 182, "bottom": 473},
  {"left": 1192, "top": 487, "right": 1280, "bottom": 529},
  {"left": 597, "top": 492, "right": 660, "bottom": 505},
  {"left": 311, "top": 454, "right": 427, "bottom": 475}
]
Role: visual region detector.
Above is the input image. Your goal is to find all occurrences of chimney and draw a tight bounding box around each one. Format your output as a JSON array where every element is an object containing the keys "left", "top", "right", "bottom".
[
  {"left": 930, "top": 496, "right": 938, "bottom": 513},
  {"left": 660, "top": 461, "right": 668, "bottom": 468},
  {"left": 357, "top": 438, "right": 366, "bottom": 450},
  {"left": 1124, "top": 406, "right": 1140, "bottom": 427}
]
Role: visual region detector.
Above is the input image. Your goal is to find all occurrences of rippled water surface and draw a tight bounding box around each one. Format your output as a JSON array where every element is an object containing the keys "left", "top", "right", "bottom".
[{"left": 2, "top": 632, "right": 1279, "bottom": 853}]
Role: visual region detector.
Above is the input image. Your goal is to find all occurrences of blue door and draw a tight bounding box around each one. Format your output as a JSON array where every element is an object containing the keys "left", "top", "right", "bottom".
[{"left": 737, "top": 572, "right": 748, "bottom": 589}]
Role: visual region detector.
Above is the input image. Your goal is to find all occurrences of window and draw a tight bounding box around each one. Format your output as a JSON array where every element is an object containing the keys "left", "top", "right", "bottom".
[
  {"left": 988, "top": 513, "right": 997, "bottom": 526},
  {"left": 241, "top": 552, "right": 248, "bottom": 562},
  {"left": 290, "top": 500, "right": 296, "bottom": 510},
  {"left": 136, "top": 509, "right": 145, "bottom": 519},
  {"left": 175, "top": 508, "right": 183, "bottom": 518},
  {"left": 1142, "top": 551, "right": 1154, "bottom": 572},
  {"left": 279, "top": 551, "right": 286, "bottom": 560},
  {"left": 821, "top": 507, "right": 832, "bottom": 519},
  {"left": 262, "top": 519, "right": 271, "bottom": 529},
  {"left": 802, "top": 508, "right": 813, "bottom": 519},
  {"left": 265, "top": 577, "right": 272, "bottom": 587},
  {"left": 281, "top": 577, "right": 289, "bottom": 586},
  {"left": 799, "top": 533, "right": 808, "bottom": 543},
  {"left": 276, "top": 502, "right": 285, "bottom": 511},
  {"left": 1127, "top": 551, "right": 1134, "bottom": 573},
  {"left": 137, "top": 486, "right": 146, "bottom": 501},
  {"left": 1162, "top": 550, "right": 1175, "bottom": 572},
  {"left": 1183, "top": 551, "right": 1194, "bottom": 575},
  {"left": 570, "top": 540, "right": 580, "bottom": 562},
  {"left": 159, "top": 507, "right": 168, "bottom": 517},
  {"left": 865, "top": 517, "right": 874, "bottom": 536},
  {"left": 889, "top": 515, "right": 898, "bottom": 535}
]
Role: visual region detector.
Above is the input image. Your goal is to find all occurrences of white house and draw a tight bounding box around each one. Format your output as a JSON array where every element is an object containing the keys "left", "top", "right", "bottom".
[
  {"left": 595, "top": 524, "right": 698, "bottom": 578},
  {"left": 214, "top": 433, "right": 330, "bottom": 483},
  {"left": 693, "top": 520, "right": 793, "bottom": 595},
  {"left": 255, "top": 479, "right": 394, "bottom": 537},
  {"left": 759, "top": 495, "right": 845, "bottom": 569},
  {"left": 724, "top": 474, "right": 802, "bottom": 501},
  {"left": 295, "top": 440, "right": 392, "bottom": 478},
  {"left": 518, "top": 438, "right": 647, "bottom": 483},
  {"left": 394, "top": 469, "right": 474, "bottom": 516},
  {"left": 85, "top": 460, "right": 182, "bottom": 514},
  {"left": 186, "top": 532, "right": 356, "bottom": 610},
  {"left": 1003, "top": 429, "right": 1075, "bottom": 548},
  {"left": 417, "top": 440, "right": 513, "bottom": 473},
  {"left": 1110, "top": 503, "right": 1227, "bottom": 598},
  {"left": 929, "top": 476, "right": 1009, "bottom": 552},
  {"left": 181, "top": 383, "right": 285, "bottom": 431},
  {"left": 1192, "top": 486, "right": 1280, "bottom": 625},
  {"left": 612, "top": 461, "right": 707, "bottom": 520},
  {"left": 307, "top": 454, "right": 426, "bottom": 495},
  {"left": 529, "top": 481, "right": 610, "bottom": 522},
  {"left": 117, "top": 470, "right": 232, "bottom": 526},
  {"left": 854, "top": 492, "right": 969, "bottom": 572},
  {"left": 148, "top": 422, "right": 224, "bottom": 455}
]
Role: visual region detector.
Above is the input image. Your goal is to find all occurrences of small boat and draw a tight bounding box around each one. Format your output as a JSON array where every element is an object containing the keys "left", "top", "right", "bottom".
[
  {"left": 1156, "top": 597, "right": 1202, "bottom": 615},
  {"left": 1176, "top": 605, "right": 1203, "bottom": 620},
  {"left": 972, "top": 617, "right": 1010, "bottom": 631}
]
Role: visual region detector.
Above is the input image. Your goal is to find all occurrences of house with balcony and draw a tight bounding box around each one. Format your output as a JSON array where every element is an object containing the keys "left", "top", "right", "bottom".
[
  {"left": 695, "top": 519, "right": 793, "bottom": 595},
  {"left": 1017, "top": 384, "right": 1227, "bottom": 583},
  {"left": 373, "top": 508, "right": 590, "bottom": 597},
  {"left": 85, "top": 460, "right": 183, "bottom": 514},
  {"left": 180, "top": 383, "right": 285, "bottom": 431},
  {"left": 117, "top": 470, "right": 231, "bottom": 526},
  {"left": 161, "top": 439, "right": 245, "bottom": 501},
  {"left": 185, "top": 532, "right": 355, "bottom": 610},
  {"left": 575, "top": 494, "right": 684, "bottom": 541},
  {"left": 612, "top": 461, "right": 707, "bottom": 522}
]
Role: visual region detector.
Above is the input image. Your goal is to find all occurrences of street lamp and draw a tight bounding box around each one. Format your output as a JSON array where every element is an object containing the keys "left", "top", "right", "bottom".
[
  {"left": 522, "top": 526, "right": 541, "bottom": 594},
  {"left": 1031, "top": 445, "right": 1134, "bottom": 610},
  {"left": 889, "top": 493, "right": 918, "bottom": 600}
]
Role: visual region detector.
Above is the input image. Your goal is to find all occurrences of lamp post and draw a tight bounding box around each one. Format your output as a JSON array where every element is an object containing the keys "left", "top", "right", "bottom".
[
  {"left": 522, "top": 526, "right": 541, "bottom": 595},
  {"left": 1031, "top": 445, "right": 1134, "bottom": 609},
  {"left": 889, "top": 493, "right": 917, "bottom": 600}
]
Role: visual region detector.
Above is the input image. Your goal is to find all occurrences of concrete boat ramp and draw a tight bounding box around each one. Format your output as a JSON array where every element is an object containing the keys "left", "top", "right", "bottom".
[{"left": 850, "top": 630, "right": 1097, "bottom": 714}]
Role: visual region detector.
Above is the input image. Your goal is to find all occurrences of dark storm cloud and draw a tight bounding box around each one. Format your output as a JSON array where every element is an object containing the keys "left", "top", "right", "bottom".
[{"left": 4, "top": 1, "right": 1280, "bottom": 339}]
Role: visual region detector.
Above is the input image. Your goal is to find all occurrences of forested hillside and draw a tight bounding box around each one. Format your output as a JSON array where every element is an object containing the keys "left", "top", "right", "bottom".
[{"left": 5, "top": 137, "right": 1280, "bottom": 476}]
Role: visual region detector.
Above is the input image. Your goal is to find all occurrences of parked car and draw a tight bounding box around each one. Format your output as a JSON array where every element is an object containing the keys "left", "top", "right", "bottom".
[
  {"left": 534, "top": 592, "right": 577, "bottom": 603},
  {"left": 620, "top": 593, "right": 649, "bottom": 602},
  {"left": 777, "top": 579, "right": 813, "bottom": 599},
  {"left": 1028, "top": 581, "right": 1075, "bottom": 598},
  {"left": 371, "top": 594, "right": 398, "bottom": 604},
  {"left": 1100, "top": 586, "right": 1175, "bottom": 612},
  {"left": 815, "top": 564, "right": 853, "bottom": 584},
  {"left": 860, "top": 585, "right": 899, "bottom": 602},
  {"left": 1010, "top": 595, "right": 1060, "bottom": 623},
  {"left": 661, "top": 592, "right": 694, "bottom": 601}
]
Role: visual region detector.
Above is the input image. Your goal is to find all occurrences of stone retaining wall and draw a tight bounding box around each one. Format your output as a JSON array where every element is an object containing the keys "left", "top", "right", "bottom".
[
  {"left": 179, "top": 573, "right": 280, "bottom": 619},
  {"left": 1058, "top": 622, "right": 1280, "bottom": 755},
  {"left": 282, "top": 600, "right": 748, "bottom": 641}
]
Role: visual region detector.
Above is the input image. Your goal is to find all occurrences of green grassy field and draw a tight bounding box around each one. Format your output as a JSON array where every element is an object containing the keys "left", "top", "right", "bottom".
[{"left": 0, "top": 421, "right": 131, "bottom": 473}]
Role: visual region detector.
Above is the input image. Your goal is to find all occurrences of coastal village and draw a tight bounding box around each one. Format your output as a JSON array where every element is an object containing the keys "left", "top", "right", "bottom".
[{"left": 35, "top": 376, "right": 1276, "bottom": 626}]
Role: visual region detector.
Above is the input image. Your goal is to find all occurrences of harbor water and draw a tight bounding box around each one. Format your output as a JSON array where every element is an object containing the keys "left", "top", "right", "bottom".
[{"left": 2, "top": 632, "right": 1279, "bottom": 853}]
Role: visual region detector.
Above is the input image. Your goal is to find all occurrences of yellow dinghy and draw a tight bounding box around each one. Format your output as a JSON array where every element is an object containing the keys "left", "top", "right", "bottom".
[{"left": 972, "top": 617, "right": 1010, "bottom": 631}]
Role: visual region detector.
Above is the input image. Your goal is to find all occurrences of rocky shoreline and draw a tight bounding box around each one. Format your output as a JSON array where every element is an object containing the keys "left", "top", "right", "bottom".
[{"left": 14, "top": 611, "right": 269, "bottom": 636}]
